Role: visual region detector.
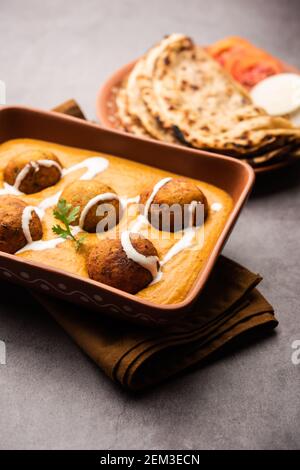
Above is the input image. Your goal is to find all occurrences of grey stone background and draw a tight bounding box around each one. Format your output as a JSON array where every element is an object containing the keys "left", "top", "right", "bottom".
[{"left": 0, "top": 0, "right": 300, "bottom": 450}]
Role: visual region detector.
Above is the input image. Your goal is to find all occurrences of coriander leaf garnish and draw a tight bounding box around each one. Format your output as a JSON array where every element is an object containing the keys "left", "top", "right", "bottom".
[{"left": 52, "top": 199, "right": 86, "bottom": 250}]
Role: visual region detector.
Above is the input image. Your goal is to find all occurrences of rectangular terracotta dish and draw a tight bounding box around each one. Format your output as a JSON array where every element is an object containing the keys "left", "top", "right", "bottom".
[{"left": 0, "top": 106, "right": 254, "bottom": 326}]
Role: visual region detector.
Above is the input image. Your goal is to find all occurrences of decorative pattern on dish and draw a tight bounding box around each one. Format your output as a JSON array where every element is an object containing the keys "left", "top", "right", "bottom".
[{"left": 0, "top": 266, "right": 170, "bottom": 325}]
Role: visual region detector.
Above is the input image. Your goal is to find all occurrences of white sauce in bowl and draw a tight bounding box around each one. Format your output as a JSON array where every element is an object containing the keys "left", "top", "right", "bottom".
[{"left": 250, "top": 73, "right": 300, "bottom": 116}]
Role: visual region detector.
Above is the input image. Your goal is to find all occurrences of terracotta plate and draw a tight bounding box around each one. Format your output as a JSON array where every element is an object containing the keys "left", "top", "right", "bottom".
[
  {"left": 96, "top": 61, "right": 299, "bottom": 175},
  {"left": 0, "top": 106, "right": 254, "bottom": 326}
]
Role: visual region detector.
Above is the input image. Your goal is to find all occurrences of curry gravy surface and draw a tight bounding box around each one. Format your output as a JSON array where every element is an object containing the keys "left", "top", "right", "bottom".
[{"left": 0, "top": 139, "right": 233, "bottom": 305}]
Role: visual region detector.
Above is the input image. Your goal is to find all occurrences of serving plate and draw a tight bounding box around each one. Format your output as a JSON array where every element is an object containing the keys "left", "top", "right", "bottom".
[
  {"left": 0, "top": 106, "right": 254, "bottom": 326},
  {"left": 97, "top": 61, "right": 299, "bottom": 175}
]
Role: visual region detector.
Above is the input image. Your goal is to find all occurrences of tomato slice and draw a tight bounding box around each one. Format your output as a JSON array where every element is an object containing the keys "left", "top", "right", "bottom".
[
  {"left": 208, "top": 37, "right": 252, "bottom": 66},
  {"left": 208, "top": 37, "right": 286, "bottom": 88},
  {"left": 229, "top": 55, "right": 284, "bottom": 88},
  {"left": 208, "top": 36, "right": 251, "bottom": 58}
]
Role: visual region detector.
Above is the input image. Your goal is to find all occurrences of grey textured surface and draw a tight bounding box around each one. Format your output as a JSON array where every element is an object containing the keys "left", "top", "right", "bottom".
[{"left": 0, "top": 0, "right": 300, "bottom": 450}]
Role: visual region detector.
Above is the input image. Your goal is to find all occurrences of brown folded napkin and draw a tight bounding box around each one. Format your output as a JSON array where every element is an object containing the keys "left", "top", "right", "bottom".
[{"left": 33, "top": 256, "right": 277, "bottom": 391}]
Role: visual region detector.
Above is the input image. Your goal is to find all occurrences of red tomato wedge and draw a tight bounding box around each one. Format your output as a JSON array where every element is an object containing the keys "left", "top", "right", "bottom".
[
  {"left": 224, "top": 53, "right": 283, "bottom": 88},
  {"left": 208, "top": 37, "right": 253, "bottom": 64},
  {"left": 208, "top": 37, "right": 286, "bottom": 89}
]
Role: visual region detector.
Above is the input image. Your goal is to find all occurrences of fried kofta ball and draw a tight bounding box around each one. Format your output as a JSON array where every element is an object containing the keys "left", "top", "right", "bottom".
[
  {"left": 139, "top": 178, "right": 208, "bottom": 232},
  {"left": 4, "top": 150, "right": 62, "bottom": 194},
  {"left": 59, "top": 180, "right": 121, "bottom": 233},
  {"left": 0, "top": 196, "right": 43, "bottom": 254},
  {"left": 87, "top": 233, "right": 159, "bottom": 294}
]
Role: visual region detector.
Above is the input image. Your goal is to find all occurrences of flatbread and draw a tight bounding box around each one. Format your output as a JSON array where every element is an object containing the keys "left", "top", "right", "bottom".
[
  {"left": 125, "top": 38, "right": 182, "bottom": 143},
  {"left": 243, "top": 143, "right": 296, "bottom": 166},
  {"left": 142, "top": 35, "right": 300, "bottom": 156},
  {"left": 116, "top": 34, "right": 300, "bottom": 163},
  {"left": 115, "top": 82, "right": 151, "bottom": 137}
]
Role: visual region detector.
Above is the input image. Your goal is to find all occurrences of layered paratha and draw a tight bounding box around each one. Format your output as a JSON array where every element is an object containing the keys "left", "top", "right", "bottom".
[{"left": 116, "top": 34, "right": 300, "bottom": 165}]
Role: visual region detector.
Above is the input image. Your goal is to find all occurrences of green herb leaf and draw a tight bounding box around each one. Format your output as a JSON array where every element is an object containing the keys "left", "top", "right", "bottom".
[
  {"left": 52, "top": 199, "right": 85, "bottom": 250},
  {"left": 52, "top": 225, "right": 69, "bottom": 239},
  {"left": 67, "top": 206, "right": 80, "bottom": 224},
  {"left": 75, "top": 234, "right": 87, "bottom": 251}
]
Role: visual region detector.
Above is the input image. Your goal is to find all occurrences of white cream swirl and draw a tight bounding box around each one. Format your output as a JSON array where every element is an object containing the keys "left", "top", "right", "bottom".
[
  {"left": 79, "top": 192, "right": 120, "bottom": 228},
  {"left": 121, "top": 231, "right": 159, "bottom": 279}
]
